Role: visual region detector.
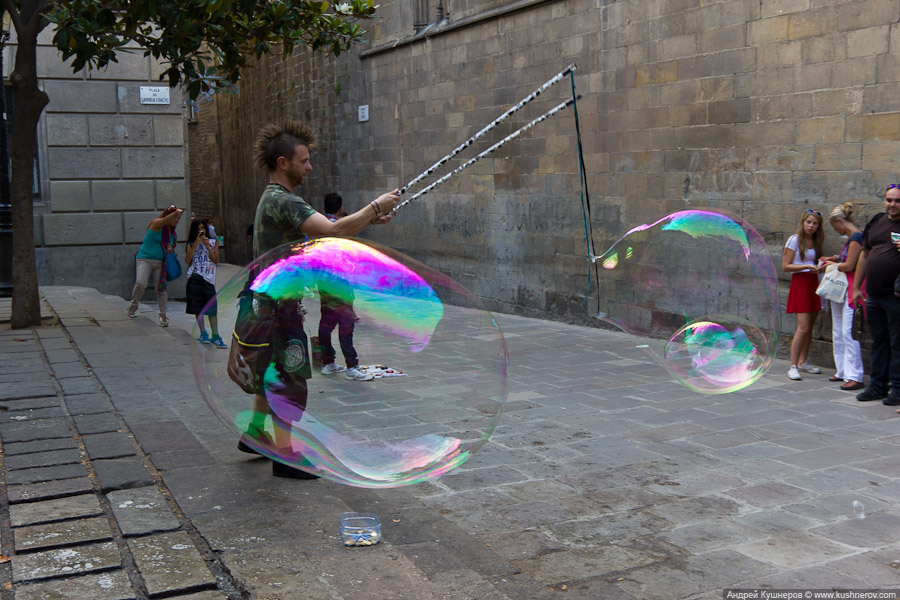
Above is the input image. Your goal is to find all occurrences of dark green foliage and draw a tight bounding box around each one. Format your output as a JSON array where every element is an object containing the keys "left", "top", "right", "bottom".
[{"left": 44, "top": 0, "right": 376, "bottom": 98}]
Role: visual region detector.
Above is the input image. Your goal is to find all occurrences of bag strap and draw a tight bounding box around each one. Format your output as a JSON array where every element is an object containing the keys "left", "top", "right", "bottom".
[{"left": 232, "top": 331, "right": 270, "bottom": 348}]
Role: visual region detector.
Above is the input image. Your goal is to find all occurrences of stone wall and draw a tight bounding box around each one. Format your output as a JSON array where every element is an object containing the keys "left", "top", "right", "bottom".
[
  {"left": 186, "top": 97, "right": 223, "bottom": 258},
  {"left": 208, "top": 49, "right": 345, "bottom": 267},
  {"left": 6, "top": 29, "right": 188, "bottom": 300},
  {"left": 197, "top": 0, "right": 900, "bottom": 363}
]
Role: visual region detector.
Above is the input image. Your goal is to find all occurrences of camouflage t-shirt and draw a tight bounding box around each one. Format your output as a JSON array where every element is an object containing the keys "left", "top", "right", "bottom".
[{"left": 252, "top": 183, "right": 318, "bottom": 258}]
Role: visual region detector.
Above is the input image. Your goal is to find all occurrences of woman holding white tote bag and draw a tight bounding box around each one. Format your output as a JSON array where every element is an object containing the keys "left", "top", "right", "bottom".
[{"left": 823, "top": 202, "right": 865, "bottom": 391}]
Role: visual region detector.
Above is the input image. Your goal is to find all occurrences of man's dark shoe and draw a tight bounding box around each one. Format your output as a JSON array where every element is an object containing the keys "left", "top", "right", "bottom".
[
  {"left": 856, "top": 387, "right": 888, "bottom": 402},
  {"left": 272, "top": 460, "right": 320, "bottom": 479},
  {"left": 237, "top": 436, "right": 262, "bottom": 455},
  {"left": 883, "top": 393, "right": 900, "bottom": 406},
  {"left": 237, "top": 426, "right": 274, "bottom": 455}
]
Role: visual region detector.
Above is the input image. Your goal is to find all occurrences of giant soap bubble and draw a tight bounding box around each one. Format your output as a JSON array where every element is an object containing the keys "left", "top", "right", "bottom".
[
  {"left": 193, "top": 237, "right": 508, "bottom": 487},
  {"left": 593, "top": 209, "right": 780, "bottom": 394}
]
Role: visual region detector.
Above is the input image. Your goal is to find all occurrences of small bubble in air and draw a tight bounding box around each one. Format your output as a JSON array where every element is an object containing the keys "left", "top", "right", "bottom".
[{"left": 851, "top": 500, "right": 866, "bottom": 519}]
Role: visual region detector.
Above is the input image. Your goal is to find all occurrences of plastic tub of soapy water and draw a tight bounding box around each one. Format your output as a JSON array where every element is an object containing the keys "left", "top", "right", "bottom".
[{"left": 339, "top": 512, "right": 381, "bottom": 547}]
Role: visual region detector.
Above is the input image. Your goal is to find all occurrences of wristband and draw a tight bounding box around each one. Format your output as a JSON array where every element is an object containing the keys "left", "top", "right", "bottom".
[{"left": 371, "top": 200, "right": 382, "bottom": 215}]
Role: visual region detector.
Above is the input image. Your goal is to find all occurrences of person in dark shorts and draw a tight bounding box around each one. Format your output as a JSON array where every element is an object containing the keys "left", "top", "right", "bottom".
[{"left": 185, "top": 219, "right": 225, "bottom": 348}]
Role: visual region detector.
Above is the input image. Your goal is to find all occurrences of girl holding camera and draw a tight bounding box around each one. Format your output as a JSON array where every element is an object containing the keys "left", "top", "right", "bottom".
[{"left": 185, "top": 219, "right": 226, "bottom": 348}]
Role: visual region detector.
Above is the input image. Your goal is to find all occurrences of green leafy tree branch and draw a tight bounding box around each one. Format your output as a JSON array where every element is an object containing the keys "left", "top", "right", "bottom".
[{"left": 3, "top": 0, "right": 375, "bottom": 328}]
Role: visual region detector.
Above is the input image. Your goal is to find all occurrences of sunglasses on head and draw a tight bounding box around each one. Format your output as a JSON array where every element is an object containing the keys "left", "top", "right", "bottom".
[
  {"left": 806, "top": 209, "right": 822, "bottom": 217},
  {"left": 884, "top": 184, "right": 900, "bottom": 202}
]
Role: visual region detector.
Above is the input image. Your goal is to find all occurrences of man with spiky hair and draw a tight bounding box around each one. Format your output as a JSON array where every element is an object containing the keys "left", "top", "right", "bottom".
[
  {"left": 239, "top": 120, "right": 399, "bottom": 479},
  {"left": 252, "top": 121, "right": 398, "bottom": 255}
]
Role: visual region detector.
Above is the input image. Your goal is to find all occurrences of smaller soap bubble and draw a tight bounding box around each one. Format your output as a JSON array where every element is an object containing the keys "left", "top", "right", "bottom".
[
  {"left": 192, "top": 237, "right": 508, "bottom": 488},
  {"left": 592, "top": 209, "right": 780, "bottom": 394},
  {"left": 851, "top": 500, "right": 866, "bottom": 519}
]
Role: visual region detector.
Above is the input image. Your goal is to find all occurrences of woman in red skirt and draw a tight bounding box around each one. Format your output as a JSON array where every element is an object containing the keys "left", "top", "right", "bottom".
[{"left": 783, "top": 208, "right": 826, "bottom": 380}]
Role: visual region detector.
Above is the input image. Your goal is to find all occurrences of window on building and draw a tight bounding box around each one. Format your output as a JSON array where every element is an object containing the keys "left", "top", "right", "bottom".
[
  {"left": 414, "top": 0, "right": 445, "bottom": 33},
  {"left": 0, "top": 84, "right": 40, "bottom": 203}
]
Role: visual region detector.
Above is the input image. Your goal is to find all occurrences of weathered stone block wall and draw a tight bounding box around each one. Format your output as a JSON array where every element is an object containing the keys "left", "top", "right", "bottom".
[
  {"left": 208, "top": 49, "right": 346, "bottom": 267},
  {"left": 187, "top": 98, "right": 224, "bottom": 251},
  {"left": 6, "top": 29, "right": 189, "bottom": 299},
  {"left": 200, "top": 0, "right": 900, "bottom": 362}
]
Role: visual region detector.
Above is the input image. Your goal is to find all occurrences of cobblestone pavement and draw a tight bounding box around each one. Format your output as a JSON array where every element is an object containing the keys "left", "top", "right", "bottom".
[{"left": 0, "top": 275, "right": 898, "bottom": 599}]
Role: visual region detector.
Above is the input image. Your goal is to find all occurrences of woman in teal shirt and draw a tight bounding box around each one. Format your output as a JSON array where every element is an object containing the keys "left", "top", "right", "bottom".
[{"left": 127, "top": 205, "right": 184, "bottom": 326}]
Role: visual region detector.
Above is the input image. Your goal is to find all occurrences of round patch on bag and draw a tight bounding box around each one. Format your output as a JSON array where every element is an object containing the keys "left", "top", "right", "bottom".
[{"left": 282, "top": 339, "right": 308, "bottom": 373}]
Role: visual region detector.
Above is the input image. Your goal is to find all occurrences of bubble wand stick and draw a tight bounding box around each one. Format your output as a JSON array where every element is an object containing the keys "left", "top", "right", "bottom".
[
  {"left": 391, "top": 95, "right": 580, "bottom": 214},
  {"left": 399, "top": 64, "right": 576, "bottom": 195}
]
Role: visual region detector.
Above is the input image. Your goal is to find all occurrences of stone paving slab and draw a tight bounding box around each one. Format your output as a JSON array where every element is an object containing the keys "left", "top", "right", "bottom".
[
  {"left": 72, "top": 413, "right": 122, "bottom": 435},
  {"left": 3, "top": 406, "right": 66, "bottom": 421},
  {"left": 0, "top": 382, "right": 57, "bottom": 399},
  {"left": 512, "top": 544, "right": 663, "bottom": 584},
  {"left": 43, "top": 348, "right": 80, "bottom": 363},
  {"left": 14, "top": 516, "right": 113, "bottom": 552},
  {"left": 3, "top": 437, "right": 79, "bottom": 455},
  {"left": 617, "top": 549, "right": 774, "bottom": 599},
  {"left": 0, "top": 418, "right": 71, "bottom": 443},
  {"left": 65, "top": 394, "right": 115, "bottom": 415},
  {"left": 147, "top": 448, "right": 218, "bottom": 472},
  {"left": 58, "top": 377, "right": 102, "bottom": 396},
  {"left": 0, "top": 396, "right": 60, "bottom": 412},
  {"left": 128, "top": 420, "right": 221, "bottom": 454},
  {"left": 810, "top": 512, "right": 900, "bottom": 548},
  {"left": 177, "top": 592, "right": 229, "bottom": 600},
  {"left": 6, "top": 463, "right": 89, "bottom": 485},
  {"left": 81, "top": 432, "right": 138, "bottom": 460},
  {"left": 10, "top": 494, "right": 104, "bottom": 527},
  {"left": 5, "top": 448, "right": 83, "bottom": 471},
  {"left": 216, "top": 544, "right": 338, "bottom": 600},
  {"left": 126, "top": 531, "right": 216, "bottom": 596},
  {"left": 735, "top": 531, "right": 858, "bottom": 569},
  {"left": 12, "top": 541, "right": 121, "bottom": 582},
  {"left": 7, "top": 477, "right": 95, "bottom": 503},
  {"left": 1, "top": 370, "right": 55, "bottom": 383},
  {"left": 49, "top": 362, "right": 92, "bottom": 379},
  {"left": 39, "top": 336, "right": 74, "bottom": 350},
  {"left": 747, "top": 564, "right": 875, "bottom": 591},
  {"left": 12, "top": 570, "right": 135, "bottom": 600},
  {"left": 107, "top": 486, "right": 180, "bottom": 536},
  {"left": 91, "top": 457, "right": 154, "bottom": 492}
]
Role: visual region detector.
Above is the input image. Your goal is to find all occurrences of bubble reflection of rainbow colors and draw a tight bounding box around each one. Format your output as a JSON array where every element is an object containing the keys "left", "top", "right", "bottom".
[
  {"left": 594, "top": 209, "right": 780, "bottom": 394},
  {"left": 252, "top": 238, "right": 444, "bottom": 351},
  {"left": 193, "top": 237, "right": 507, "bottom": 488}
]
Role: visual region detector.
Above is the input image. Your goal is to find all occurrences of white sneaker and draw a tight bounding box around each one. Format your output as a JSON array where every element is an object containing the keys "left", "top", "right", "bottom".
[
  {"left": 787, "top": 366, "right": 802, "bottom": 380},
  {"left": 345, "top": 366, "right": 374, "bottom": 381},
  {"left": 321, "top": 363, "right": 347, "bottom": 375},
  {"left": 159, "top": 314, "right": 169, "bottom": 328},
  {"left": 126, "top": 304, "right": 137, "bottom": 318},
  {"left": 798, "top": 363, "right": 821, "bottom": 374}
]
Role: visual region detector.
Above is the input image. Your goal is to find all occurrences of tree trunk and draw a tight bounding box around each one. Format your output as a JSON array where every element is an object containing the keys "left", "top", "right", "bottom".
[{"left": 9, "top": 13, "right": 48, "bottom": 328}]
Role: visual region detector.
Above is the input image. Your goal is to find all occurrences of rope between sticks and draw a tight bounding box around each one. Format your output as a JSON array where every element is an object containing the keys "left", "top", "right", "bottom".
[
  {"left": 391, "top": 95, "right": 581, "bottom": 215},
  {"left": 398, "top": 64, "right": 577, "bottom": 196}
]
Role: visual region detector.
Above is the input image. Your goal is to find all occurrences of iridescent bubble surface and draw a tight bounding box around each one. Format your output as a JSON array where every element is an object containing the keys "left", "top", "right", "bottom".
[
  {"left": 193, "top": 237, "right": 508, "bottom": 487},
  {"left": 593, "top": 209, "right": 780, "bottom": 394}
]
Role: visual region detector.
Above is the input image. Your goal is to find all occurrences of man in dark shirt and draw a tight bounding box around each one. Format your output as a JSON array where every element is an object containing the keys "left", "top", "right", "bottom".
[
  {"left": 241, "top": 120, "right": 399, "bottom": 478},
  {"left": 852, "top": 184, "right": 900, "bottom": 405}
]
